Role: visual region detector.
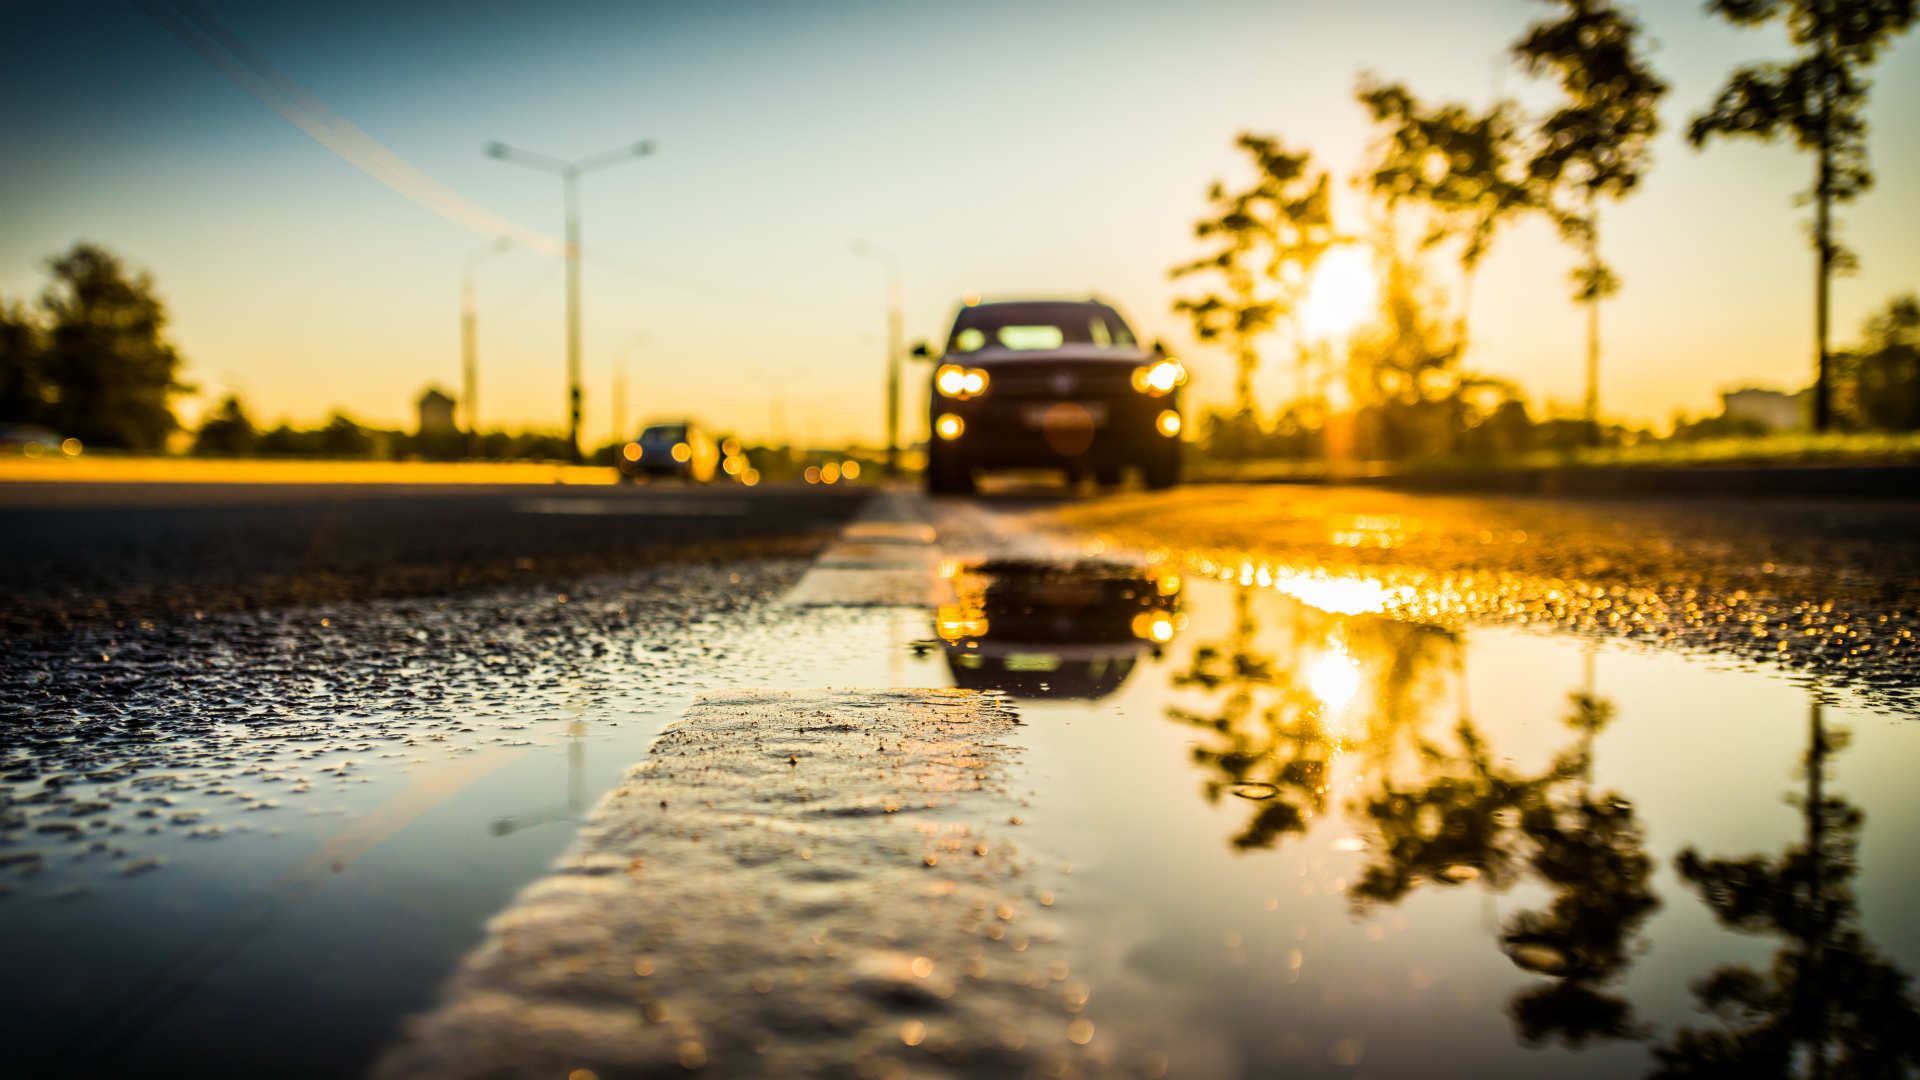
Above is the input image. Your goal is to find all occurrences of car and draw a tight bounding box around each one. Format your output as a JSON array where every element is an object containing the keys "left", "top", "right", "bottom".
[
  {"left": 617, "top": 421, "right": 719, "bottom": 482},
  {"left": 915, "top": 297, "right": 1184, "bottom": 495}
]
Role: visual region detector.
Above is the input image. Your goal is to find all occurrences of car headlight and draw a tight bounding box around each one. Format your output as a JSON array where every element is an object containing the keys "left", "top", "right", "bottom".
[
  {"left": 936, "top": 363, "right": 989, "bottom": 399},
  {"left": 1132, "top": 359, "right": 1185, "bottom": 396}
]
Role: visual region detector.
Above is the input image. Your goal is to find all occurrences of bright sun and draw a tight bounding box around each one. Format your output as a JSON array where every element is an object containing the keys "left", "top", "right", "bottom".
[{"left": 1301, "top": 245, "right": 1378, "bottom": 342}]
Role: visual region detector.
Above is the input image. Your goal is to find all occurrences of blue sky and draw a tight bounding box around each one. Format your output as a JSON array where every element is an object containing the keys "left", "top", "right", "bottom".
[{"left": 2, "top": 0, "right": 1916, "bottom": 444}]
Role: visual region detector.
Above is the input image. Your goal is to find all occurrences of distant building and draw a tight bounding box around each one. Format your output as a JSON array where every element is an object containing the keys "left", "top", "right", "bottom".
[
  {"left": 1721, "top": 387, "right": 1807, "bottom": 432},
  {"left": 416, "top": 387, "right": 458, "bottom": 437}
]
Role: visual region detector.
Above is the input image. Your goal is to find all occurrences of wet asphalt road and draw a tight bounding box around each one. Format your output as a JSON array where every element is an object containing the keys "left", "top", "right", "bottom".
[
  {"left": 1027, "top": 484, "right": 1920, "bottom": 708},
  {"left": 3, "top": 478, "right": 1919, "bottom": 1077},
  {"left": 0, "top": 480, "right": 869, "bottom": 632}
]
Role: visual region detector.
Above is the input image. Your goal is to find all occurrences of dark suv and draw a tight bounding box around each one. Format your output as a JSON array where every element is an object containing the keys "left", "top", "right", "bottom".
[{"left": 916, "top": 298, "right": 1184, "bottom": 494}]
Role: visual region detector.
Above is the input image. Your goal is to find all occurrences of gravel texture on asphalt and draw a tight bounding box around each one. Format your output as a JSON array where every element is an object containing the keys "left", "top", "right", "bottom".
[
  {"left": 374, "top": 689, "right": 1139, "bottom": 1080},
  {"left": 0, "top": 558, "right": 828, "bottom": 898},
  {"left": 1029, "top": 486, "right": 1920, "bottom": 711}
]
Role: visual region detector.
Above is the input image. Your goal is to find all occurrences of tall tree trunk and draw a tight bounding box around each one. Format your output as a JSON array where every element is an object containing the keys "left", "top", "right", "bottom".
[
  {"left": 1585, "top": 197, "right": 1603, "bottom": 446},
  {"left": 1813, "top": 27, "right": 1835, "bottom": 432}
]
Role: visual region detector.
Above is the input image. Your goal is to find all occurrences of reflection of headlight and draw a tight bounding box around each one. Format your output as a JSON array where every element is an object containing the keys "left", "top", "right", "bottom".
[
  {"left": 1130, "top": 611, "right": 1177, "bottom": 643},
  {"left": 936, "top": 364, "right": 989, "bottom": 399},
  {"left": 671, "top": 442, "right": 692, "bottom": 463},
  {"left": 1131, "top": 359, "right": 1185, "bottom": 396},
  {"left": 936, "top": 604, "right": 988, "bottom": 642}
]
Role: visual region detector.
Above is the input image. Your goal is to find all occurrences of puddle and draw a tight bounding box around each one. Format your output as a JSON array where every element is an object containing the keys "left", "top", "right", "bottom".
[
  {"left": 3, "top": 551, "right": 1917, "bottom": 1076},
  {"left": 902, "top": 559, "right": 1920, "bottom": 1076}
]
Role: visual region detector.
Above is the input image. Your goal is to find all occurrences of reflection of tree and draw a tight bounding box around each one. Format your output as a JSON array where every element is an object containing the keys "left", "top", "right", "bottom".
[
  {"left": 1166, "top": 588, "right": 1330, "bottom": 850},
  {"left": 1351, "top": 691, "right": 1659, "bottom": 1050},
  {"left": 1165, "top": 586, "right": 1461, "bottom": 852},
  {"left": 1504, "top": 694, "right": 1659, "bottom": 1048},
  {"left": 1652, "top": 702, "right": 1920, "bottom": 1079}
]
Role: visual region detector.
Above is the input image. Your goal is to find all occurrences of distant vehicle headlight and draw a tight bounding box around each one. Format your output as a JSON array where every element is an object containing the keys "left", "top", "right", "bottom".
[
  {"left": 671, "top": 442, "right": 692, "bottom": 463},
  {"left": 936, "top": 364, "right": 989, "bottom": 399},
  {"left": 1132, "top": 359, "right": 1185, "bottom": 396},
  {"left": 621, "top": 443, "right": 642, "bottom": 462}
]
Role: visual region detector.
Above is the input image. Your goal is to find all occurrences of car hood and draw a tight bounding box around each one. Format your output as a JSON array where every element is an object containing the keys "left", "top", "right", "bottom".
[{"left": 954, "top": 345, "right": 1152, "bottom": 367}]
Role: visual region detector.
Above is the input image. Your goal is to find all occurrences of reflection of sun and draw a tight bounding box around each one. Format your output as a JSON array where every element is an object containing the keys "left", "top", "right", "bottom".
[
  {"left": 1307, "top": 646, "right": 1361, "bottom": 711},
  {"left": 1302, "top": 245, "right": 1378, "bottom": 342}
]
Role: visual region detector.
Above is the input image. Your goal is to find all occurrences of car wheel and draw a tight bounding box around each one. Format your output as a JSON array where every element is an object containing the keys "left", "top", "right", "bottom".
[
  {"left": 1142, "top": 454, "right": 1180, "bottom": 491},
  {"left": 1093, "top": 465, "right": 1125, "bottom": 489},
  {"left": 926, "top": 452, "right": 975, "bottom": 495}
]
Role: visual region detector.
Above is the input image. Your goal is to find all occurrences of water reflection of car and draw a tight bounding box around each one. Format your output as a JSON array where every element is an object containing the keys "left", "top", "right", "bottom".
[
  {"left": 617, "top": 421, "right": 718, "bottom": 482},
  {"left": 937, "top": 560, "right": 1183, "bottom": 699},
  {"left": 914, "top": 298, "right": 1185, "bottom": 495}
]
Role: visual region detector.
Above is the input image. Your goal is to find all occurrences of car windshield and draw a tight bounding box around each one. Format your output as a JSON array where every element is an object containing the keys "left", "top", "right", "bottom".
[
  {"left": 640, "top": 425, "right": 687, "bottom": 444},
  {"left": 948, "top": 303, "right": 1135, "bottom": 353}
]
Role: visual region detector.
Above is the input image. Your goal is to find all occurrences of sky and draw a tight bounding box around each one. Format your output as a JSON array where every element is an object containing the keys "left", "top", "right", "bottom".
[{"left": 2, "top": 0, "right": 1916, "bottom": 446}]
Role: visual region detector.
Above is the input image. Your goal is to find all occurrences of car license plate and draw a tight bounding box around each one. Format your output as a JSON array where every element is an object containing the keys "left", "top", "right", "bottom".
[{"left": 1021, "top": 403, "right": 1106, "bottom": 429}]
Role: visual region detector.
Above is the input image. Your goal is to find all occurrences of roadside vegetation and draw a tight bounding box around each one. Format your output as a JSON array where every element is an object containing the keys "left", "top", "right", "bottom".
[{"left": 1173, "top": 0, "right": 1916, "bottom": 473}]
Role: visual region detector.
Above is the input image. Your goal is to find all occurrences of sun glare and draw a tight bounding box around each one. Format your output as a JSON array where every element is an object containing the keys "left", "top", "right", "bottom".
[{"left": 1302, "top": 245, "right": 1378, "bottom": 342}]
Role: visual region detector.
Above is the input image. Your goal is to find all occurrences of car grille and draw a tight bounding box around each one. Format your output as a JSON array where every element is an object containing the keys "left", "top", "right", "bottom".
[{"left": 985, "top": 362, "right": 1137, "bottom": 400}]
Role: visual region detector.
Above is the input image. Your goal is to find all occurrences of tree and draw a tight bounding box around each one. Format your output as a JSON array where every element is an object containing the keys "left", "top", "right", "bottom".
[
  {"left": 1838, "top": 293, "right": 1920, "bottom": 430},
  {"left": 1512, "top": 0, "right": 1666, "bottom": 435},
  {"left": 1356, "top": 78, "right": 1537, "bottom": 354},
  {"left": 36, "top": 244, "right": 192, "bottom": 450},
  {"left": 319, "top": 412, "right": 375, "bottom": 458},
  {"left": 0, "top": 301, "right": 48, "bottom": 425},
  {"left": 1688, "top": 0, "right": 1917, "bottom": 432},
  {"left": 1171, "top": 134, "right": 1334, "bottom": 443},
  {"left": 192, "top": 395, "right": 257, "bottom": 456}
]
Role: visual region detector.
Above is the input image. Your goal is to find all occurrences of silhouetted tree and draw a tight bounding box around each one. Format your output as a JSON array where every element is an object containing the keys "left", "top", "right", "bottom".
[
  {"left": 1688, "top": 0, "right": 1917, "bottom": 432},
  {"left": 1837, "top": 293, "right": 1920, "bottom": 431},
  {"left": 0, "top": 301, "right": 51, "bottom": 426},
  {"left": 319, "top": 412, "right": 375, "bottom": 458},
  {"left": 1512, "top": 0, "right": 1666, "bottom": 435},
  {"left": 35, "top": 244, "right": 191, "bottom": 450},
  {"left": 1344, "top": 243, "right": 1523, "bottom": 459},
  {"left": 1356, "top": 79, "right": 1536, "bottom": 354},
  {"left": 1653, "top": 702, "right": 1920, "bottom": 1077},
  {"left": 192, "top": 395, "right": 257, "bottom": 456},
  {"left": 1171, "top": 135, "right": 1333, "bottom": 448}
]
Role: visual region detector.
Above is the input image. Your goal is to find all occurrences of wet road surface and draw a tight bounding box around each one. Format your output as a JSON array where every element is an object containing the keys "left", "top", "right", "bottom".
[
  {"left": 1, "top": 481, "right": 1916, "bottom": 1076},
  {"left": 0, "top": 480, "right": 868, "bottom": 632}
]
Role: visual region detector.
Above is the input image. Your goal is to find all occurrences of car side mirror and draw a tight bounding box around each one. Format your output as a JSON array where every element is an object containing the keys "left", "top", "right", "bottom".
[{"left": 910, "top": 341, "right": 933, "bottom": 360}]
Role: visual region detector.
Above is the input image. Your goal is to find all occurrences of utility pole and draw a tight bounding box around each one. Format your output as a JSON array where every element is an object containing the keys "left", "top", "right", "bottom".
[
  {"left": 461, "top": 238, "right": 510, "bottom": 457},
  {"left": 487, "top": 138, "right": 654, "bottom": 461},
  {"left": 852, "top": 241, "right": 903, "bottom": 477},
  {"left": 611, "top": 362, "right": 627, "bottom": 450}
]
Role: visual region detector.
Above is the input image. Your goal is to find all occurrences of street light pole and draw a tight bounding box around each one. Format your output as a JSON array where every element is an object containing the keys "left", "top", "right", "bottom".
[
  {"left": 852, "top": 241, "right": 903, "bottom": 477},
  {"left": 461, "top": 238, "right": 511, "bottom": 457},
  {"left": 487, "top": 138, "right": 654, "bottom": 462}
]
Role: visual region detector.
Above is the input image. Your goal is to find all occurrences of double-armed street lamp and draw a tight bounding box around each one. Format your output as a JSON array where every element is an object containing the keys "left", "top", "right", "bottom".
[
  {"left": 851, "top": 240, "right": 903, "bottom": 478},
  {"left": 486, "top": 138, "right": 654, "bottom": 462}
]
